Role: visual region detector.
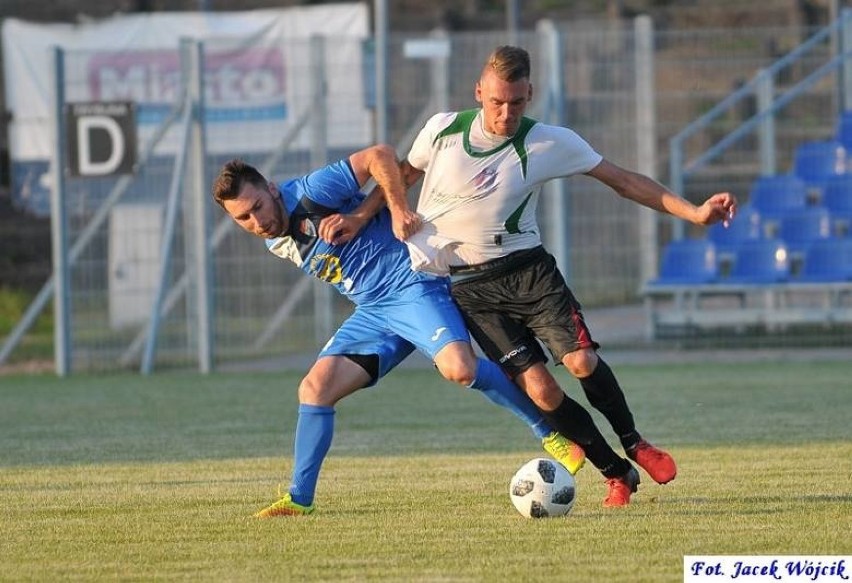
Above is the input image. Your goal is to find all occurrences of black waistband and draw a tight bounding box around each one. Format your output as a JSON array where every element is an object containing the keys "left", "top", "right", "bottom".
[{"left": 449, "top": 246, "right": 546, "bottom": 280}]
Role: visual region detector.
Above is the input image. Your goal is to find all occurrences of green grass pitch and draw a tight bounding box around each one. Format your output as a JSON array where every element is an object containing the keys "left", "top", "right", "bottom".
[{"left": 1, "top": 360, "right": 850, "bottom": 581}]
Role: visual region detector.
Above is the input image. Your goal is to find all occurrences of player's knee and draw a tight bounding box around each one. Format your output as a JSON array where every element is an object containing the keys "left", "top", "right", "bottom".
[
  {"left": 435, "top": 357, "right": 476, "bottom": 386},
  {"left": 514, "top": 368, "right": 563, "bottom": 410},
  {"left": 434, "top": 343, "right": 478, "bottom": 386},
  {"left": 437, "top": 360, "right": 477, "bottom": 386},
  {"left": 563, "top": 348, "right": 598, "bottom": 378},
  {"left": 297, "top": 376, "right": 321, "bottom": 403},
  {"left": 526, "top": 379, "right": 564, "bottom": 410},
  {"left": 298, "top": 375, "right": 338, "bottom": 405}
]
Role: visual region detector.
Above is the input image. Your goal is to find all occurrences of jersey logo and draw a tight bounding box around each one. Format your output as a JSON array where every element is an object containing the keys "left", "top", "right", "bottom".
[
  {"left": 438, "top": 135, "right": 459, "bottom": 150},
  {"left": 431, "top": 327, "right": 448, "bottom": 342},
  {"left": 298, "top": 218, "right": 317, "bottom": 238},
  {"left": 472, "top": 166, "right": 499, "bottom": 197},
  {"left": 499, "top": 344, "right": 529, "bottom": 363},
  {"left": 309, "top": 254, "right": 344, "bottom": 284},
  {"left": 287, "top": 197, "right": 337, "bottom": 256}
]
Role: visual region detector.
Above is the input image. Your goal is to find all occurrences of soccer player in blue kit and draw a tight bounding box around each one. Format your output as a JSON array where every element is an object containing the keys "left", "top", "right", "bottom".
[{"left": 211, "top": 145, "right": 585, "bottom": 517}]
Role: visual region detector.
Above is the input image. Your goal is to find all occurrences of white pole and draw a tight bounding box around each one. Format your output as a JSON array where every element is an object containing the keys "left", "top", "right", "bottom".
[
  {"left": 756, "top": 69, "right": 777, "bottom": 176},
  {"left": 506, "top": 0, "right": 520, "bottom": 45},
  {"left": 186, "top": 39, "right": 214, "bottom": 374},
  {"left": 374, "top": 0, "right": 389, "bottom": 143},
  {"left": 310, "top": 36, "right": 334, "bottom": 345},
  {"left": 634, "top": 15, "right": 658, "bottom": 285},
  {"left": 537, "top": 20, "right": 570, "bottom": 280},
  {"left": 49, "top": 46, "right": 71, "bottom": 376}
]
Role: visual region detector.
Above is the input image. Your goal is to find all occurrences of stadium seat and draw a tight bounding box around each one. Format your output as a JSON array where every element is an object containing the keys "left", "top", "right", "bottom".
[
  {"left": 650, "top": 238, "right": 718, "bottom": 285},
  {"left": 792, "top": 139, "right": 847, "bottom": 185},
  {"left": 777, "top": 206, "right": 831, "bottom": 256},
  {"left": 822, "top": 174, "right": 852, "bottom": 236},
  {"left": 727, "top": 239, "right": 790, "bottom": 284},
  {"left": 836, "top": 110, "right": 852, "bottom": 149},
  {"left": 748, "top": 174, "right": 808, "bottom": 222},
  {"left": 707, "top": 204, "right": 762, "bottom": 256},
  {"left": 798, "top": 237, "right": 852, "bottom": 282}
]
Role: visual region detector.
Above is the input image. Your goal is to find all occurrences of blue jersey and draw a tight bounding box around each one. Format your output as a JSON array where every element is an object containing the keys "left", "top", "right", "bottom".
[{"left": 265, "top": 159, "right": 439, "bottom": 305}]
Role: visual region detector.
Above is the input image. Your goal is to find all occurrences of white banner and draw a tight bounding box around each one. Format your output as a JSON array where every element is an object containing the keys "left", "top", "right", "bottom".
[{"left": 1, "top": 5, "right": 369, "bottom": 160}]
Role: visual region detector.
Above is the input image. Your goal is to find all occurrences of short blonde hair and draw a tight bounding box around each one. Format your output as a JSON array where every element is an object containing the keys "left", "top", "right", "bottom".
[{"left": 483, "top": 45, "right": 531, "bottom": 82}]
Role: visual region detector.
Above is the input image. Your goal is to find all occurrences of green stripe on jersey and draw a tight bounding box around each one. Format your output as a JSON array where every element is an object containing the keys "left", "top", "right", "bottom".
[{"left": 433, "top": 110, "right": 538, "bottom": 179}]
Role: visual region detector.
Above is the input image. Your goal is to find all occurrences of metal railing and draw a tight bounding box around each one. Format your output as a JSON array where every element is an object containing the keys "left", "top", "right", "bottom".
[{"left": 668, "top": 8, "right": 852, "bottom": 239}]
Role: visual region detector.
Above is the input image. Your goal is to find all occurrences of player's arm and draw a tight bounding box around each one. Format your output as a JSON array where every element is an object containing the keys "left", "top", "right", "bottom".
[
  {"left": 317, "top": 186, "right": 385, "bottom": 244},
  {"left": 399, "top": 159, "right": 425, "bottom": 190},
  {"left": 586, "top": 159, "right": 737, "bottom": 227},
  {"left": 318, "top": 144, "right": 420, "bottom": 244},
  {"left": 351, "top": 145, "right": 420, "bottom": 240},
  {"left": 350, "top": 158, "right": 424, "bottom": 239}
]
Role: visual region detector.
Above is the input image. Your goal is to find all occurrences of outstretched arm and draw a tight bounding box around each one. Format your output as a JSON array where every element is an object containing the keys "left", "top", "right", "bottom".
[{"left": 586, "top": 159, "right": 737, "bottom": 227}]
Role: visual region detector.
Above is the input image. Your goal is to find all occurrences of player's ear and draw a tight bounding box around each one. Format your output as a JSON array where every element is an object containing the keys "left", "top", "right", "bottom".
[
  {"left": 527, "top": 83, "right": 533, "bottom": 102},
  {"left": 475, "top": 81, "right": 483, "bottom": 104}
]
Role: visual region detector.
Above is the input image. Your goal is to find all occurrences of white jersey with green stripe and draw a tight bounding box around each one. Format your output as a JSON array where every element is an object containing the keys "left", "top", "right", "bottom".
[{"left": 405, "top": 108, "right": 602, "bottom": 275}]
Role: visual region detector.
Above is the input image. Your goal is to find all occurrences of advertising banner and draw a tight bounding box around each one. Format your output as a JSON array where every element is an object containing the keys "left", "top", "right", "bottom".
[{"left": 1, "top": 5, "right": 370, "bottom": 214}]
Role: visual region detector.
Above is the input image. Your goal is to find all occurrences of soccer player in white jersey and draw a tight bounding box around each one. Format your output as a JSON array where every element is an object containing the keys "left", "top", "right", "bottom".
[
  {"left": 391, "top": 45, "right": 738, "bottom": 507},
  {"left": 211, "top": 147, "right": 585, "bottom": 517}
]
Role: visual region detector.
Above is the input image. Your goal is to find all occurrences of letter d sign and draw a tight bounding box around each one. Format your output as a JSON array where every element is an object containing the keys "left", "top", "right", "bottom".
[{"left": 66, "top": 101, "right": 137, "bottom": 177}]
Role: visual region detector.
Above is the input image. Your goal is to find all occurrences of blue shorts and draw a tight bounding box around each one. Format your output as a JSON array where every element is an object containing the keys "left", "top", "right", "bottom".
[{"left": 318, "top": 280, "right": 470, "bottom": 386}]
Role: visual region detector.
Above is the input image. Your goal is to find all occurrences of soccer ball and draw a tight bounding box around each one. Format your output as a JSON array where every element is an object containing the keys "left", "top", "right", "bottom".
[{"left": 509, "top": 457, "right": 576, "bottom": 518}]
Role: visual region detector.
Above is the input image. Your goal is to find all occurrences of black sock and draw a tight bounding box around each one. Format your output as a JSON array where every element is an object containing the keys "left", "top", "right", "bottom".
[
  {"left": 620, "top": 431, "right": 642, "bottom": 453},
  {"left": 579, "top": 358, "right": 641, "bottom": 451},
  {"left": 540, "top": 394, "right": 632, "bottom": 479}
]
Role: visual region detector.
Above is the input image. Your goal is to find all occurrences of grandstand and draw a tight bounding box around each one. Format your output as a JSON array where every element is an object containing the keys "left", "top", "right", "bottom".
[{"left": 644, "top": 110, "right": 852, "bottom": 339}]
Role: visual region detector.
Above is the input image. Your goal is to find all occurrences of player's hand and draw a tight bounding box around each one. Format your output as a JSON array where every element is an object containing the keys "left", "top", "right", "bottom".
[
  {"left": 697, "top": 192, "right": 737, "bottom": 227},
  {"left": 319, "top": 213, "right": 366, "bottom": 245},
  {"left": 390, "top": 208, "right": 422, "bottom": 241}
]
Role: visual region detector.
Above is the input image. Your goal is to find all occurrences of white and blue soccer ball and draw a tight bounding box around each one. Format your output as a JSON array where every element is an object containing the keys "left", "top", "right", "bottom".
[{"left": 509, "top": 457, "right": 576, "bottom": 518}]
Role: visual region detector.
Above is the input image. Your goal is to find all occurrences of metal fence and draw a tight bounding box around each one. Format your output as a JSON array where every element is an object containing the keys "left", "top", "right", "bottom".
[{"left": 3, "top": 15, "right": 849, "bottom": 374}]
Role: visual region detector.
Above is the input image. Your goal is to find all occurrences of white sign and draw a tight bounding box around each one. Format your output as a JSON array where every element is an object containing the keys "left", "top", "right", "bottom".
[{"left": 403, "top": 38, "right": 451, "bottom": 59}]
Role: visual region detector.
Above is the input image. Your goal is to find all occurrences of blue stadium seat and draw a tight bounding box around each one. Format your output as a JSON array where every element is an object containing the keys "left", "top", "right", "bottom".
[
  {"left": 822, "top": 174, "right": 852, "bottom": 213},
  {"left": 748, "top": 174, "right": 808, "bottom": 221},
  {"left": 792, "top": 140, "right": 847, "bottom": 185},
  {"left": 778, "top": 206, "right": 831, "bottom": 255},
  {"left": 798, "top": 237, "right": 852, "bottom": 282},
  {"left": 651, "top": 238, "right": 718, "bottom": 285},
  {"left": 707, "top": 204, "right": 762, "bottom": 256},
  {"left": 727, "top": 239, "right": 790, "bottom": 284},
  {"left": 822, "top": 174, "right": 852, "bottom": 235}
]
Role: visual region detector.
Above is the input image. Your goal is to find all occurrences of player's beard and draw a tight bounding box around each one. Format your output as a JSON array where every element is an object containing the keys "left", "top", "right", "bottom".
[
  {"left": 255, "top": 193, "right": 290, "bottom": 239},
  {"left": 262, "top": 195, "right": 288, "bottom": 238}
]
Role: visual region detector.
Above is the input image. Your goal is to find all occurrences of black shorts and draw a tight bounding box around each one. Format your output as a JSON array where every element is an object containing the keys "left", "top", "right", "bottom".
[{"left": 450, "top": 246, "right": 598, "bottom": 378}]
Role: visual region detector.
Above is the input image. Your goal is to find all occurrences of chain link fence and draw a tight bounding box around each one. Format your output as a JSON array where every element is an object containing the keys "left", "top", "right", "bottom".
[{"left": 3, "top": 17, "right": 847, "bottom": 373}]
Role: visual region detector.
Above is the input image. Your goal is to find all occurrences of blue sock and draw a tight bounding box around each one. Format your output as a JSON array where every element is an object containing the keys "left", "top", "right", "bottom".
[
  {"left": 468, "top": 358, "right": 553, "bottom": 439},
  {"left": 289, "top": 404, "right": 335, "bottom": 506}
]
